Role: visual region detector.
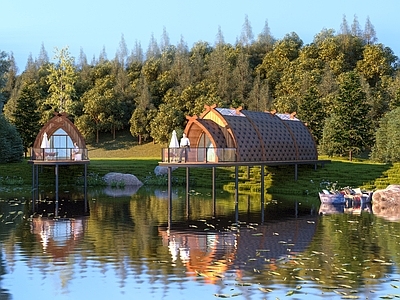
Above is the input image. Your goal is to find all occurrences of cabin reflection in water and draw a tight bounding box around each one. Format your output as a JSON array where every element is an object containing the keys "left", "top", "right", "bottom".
[
  {"left": 319, "top": 201, "right": 373, "bottom": 215},
  {"left": 31, "top": 218, "right": 86, "bottom": 260},
  {"left": 159, "top": 216, "right": 317, "bottom": 282}
]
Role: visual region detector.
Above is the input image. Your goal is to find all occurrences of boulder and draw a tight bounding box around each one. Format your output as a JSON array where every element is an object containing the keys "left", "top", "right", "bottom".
[
  {"left": 103, "top": 172, "right": 143, "bottom": 186},
  {"left": 372, "top": 184, "right": 400, "bottom": 221},
  {"left": 154, "top": 166, "right": 177, "bottom": 176}
]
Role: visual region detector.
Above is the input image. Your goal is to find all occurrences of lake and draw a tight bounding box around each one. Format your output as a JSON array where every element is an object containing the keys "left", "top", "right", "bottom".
[{"left": 1, "top": 186, "right": 400, "bottom": 299}]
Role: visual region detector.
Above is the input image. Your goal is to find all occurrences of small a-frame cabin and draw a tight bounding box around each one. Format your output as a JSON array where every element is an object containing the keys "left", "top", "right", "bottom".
[
  {"left": 31, "top": 112, "right": 88, "bottom": 161},
  {"left": 28, "top": 112, "right": 89, "bottom": 216}
]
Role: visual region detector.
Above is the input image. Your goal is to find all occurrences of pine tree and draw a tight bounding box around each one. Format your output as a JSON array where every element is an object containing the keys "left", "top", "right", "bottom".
[
  {"left": 321, "top": 71, "right": 372, "bottom": 160},
  {"left": 363, "top": 16, "right": 377, "bottom": 45},
  {"left": 0, "top": 114, "right": 23, "bottom": 163},
  {"left": 239, "top": 14, "right": 254, "bottom": 46},
  {"left": 13, "top": 81, "right": 41, "bottom": 155}
]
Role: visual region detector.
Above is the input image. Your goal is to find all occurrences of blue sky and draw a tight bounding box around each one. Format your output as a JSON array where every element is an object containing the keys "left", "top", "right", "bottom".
[{"left": 2, "top": 0, "right": 399, "bottom": 71}]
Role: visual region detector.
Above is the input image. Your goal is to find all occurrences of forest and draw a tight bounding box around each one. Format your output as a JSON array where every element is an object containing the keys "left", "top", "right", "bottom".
[{"left": 1, "top": 15, "right": 400, "bottom": 163}]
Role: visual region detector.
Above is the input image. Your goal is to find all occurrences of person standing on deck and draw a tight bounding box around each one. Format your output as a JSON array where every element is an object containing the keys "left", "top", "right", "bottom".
[
  {"left": 179, "top": 133, "right": 190, "bottom": 162},
  {"left": 72, "top": 142, "right": 79, "bottom": 160}
]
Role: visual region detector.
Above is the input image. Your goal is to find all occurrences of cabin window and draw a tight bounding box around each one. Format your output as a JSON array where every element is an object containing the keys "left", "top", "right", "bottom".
[{"left": 50, "top": 129, "right": 73, "bottom": 158}]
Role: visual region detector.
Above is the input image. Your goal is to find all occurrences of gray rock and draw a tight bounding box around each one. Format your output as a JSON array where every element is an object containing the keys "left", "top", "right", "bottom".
[
  {"left": 154, "top": 166, "right": 177, "bottom": 176},
  {"left": 103, "top": 172, "right": 143, "bottom": 186},
  {"left": 372, "top": 184, "right": 400, "bottom": 221}
]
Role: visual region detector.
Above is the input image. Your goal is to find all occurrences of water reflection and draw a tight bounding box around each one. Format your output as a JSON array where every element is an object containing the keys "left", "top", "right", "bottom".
[
  {"left": 161, "top": 229, "right": 236, "bottom": 283},
  {"left": 160, "top": 216, "right": 318, "bottom": 285},
  {"left": 31, "top": 218, "right": 86, "bottom": 257},
  {"left": 1, "top": 187, "right": 400, "bottom": 299},
  {"left": 319, "top": 199, "right": 373, "bottom": 215},
  {"left": 102, "top": 185, "right": 142, "bottom": 197}
]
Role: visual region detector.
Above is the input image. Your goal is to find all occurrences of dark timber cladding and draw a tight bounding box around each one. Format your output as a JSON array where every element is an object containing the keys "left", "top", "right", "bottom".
[
  {"left": 160, "top": 104, "right": 330, "bottom": 224},
  {"left": 28, "top": 112, "right": 89, "bottom": 217}
]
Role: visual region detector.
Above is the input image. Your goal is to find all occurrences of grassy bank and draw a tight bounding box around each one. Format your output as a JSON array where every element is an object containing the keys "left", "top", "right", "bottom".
[{"left": 1, "top": 131, "right": 399, "bottom": 199}]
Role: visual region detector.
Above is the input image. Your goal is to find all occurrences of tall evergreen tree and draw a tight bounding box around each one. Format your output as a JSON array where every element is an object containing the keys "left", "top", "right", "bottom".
[
  {"left": 239, "top": 14, "right": 254, "bottom": 46},
  {"left": 351, "top": 15, "right": 362, "bottom": 37},
  {"left": 12, "top": 81, "right": 41, "bottom": 156},
  {"left": 231, "top": 49, "right": 252, "bottom": 106},
  {"left": 37, "top": 43, "right": 49, "bottom": 66},
  {"left": 128, "top": 40, "right": 144, "bottom": 65},
  {"left": 297, "top": 86, "right": 325, "bottom": 143},
  {"left": 146, "top": 33, "right": 161, "bottom": 59},
  {"left": 2, "top": 53, "right": 17, "bottom": 108},
  {"left": 116, "top": 34, "right": 128, "bottom": 67},
  {"left": 98, "top": 46, "right": 108, "bottom": 64},
  {"left": 160, "top": 27, "right": 170, "bottom": 52},
  {"left": 320, "top": 71, "right": 372, "bottom": 160},
  {"left": 215, "top": 26, "right": 225, "bottom": 46},
  {"left": 339, "top": 14, "right": 350, "bottom": 35},
  {"left": 257, "top": 19, "right": 274, "bottom": 46},
  {"left": 0, "top": 114, "right": 23, "bottom": 163},
  {"left": 247, "top": 71, "right": 270, "bottom": 111},
  {"left": 363, "top": 16, "right": 377, "bottom": 45}
]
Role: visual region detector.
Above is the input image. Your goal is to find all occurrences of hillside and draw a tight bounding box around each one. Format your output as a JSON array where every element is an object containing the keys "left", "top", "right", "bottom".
[{"left": 86, "top": 130, "right": 164, "bottom": 159}]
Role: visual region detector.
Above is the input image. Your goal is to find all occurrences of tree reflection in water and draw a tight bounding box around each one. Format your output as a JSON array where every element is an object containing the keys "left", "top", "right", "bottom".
[{"left": 1, "top": 187, "right": 400, "bottom": 299}]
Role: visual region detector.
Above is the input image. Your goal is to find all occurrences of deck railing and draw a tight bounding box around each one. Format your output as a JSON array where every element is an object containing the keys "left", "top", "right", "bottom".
[
  {"left": 31, "top": 147, "right": 89, "bottom": 161},
  {"left": 162, "top": 147, "right": 236, "bottom": 163}
]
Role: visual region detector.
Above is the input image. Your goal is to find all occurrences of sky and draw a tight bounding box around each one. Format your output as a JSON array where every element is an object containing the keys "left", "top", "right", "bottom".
[{"left": 2, "top": 0, "right": 400, "bottom": 72}]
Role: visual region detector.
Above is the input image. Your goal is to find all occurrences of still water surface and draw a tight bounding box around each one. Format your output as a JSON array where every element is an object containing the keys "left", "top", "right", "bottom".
[{"left": 1, "top": 186, "right": 400, "bottom": 299}]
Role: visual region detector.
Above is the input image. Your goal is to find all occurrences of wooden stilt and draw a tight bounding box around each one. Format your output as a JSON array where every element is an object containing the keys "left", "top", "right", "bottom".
[
  {"left": 55, "top": 164, "right": 59, "bottom": 217},
  {"left": 235, "top": 166, "right": 239, "bottom": 222},
  {"left": 212, "top": 167, "right": 216, "bottom": 215},
  {"left": 32, "top": 165, "right": 36, "bottom": 213},
  {"left": 168, "top": 166, "right": 172, "bottom": 229},
  {"left": 186, "top": 167, "right": 190, "bottom": 218},
  {"left": 84, "top": 164, "right": 88, "bottom": 213},
  {"left": 261, "top": 165, "right": 265, "bottom": 223}
]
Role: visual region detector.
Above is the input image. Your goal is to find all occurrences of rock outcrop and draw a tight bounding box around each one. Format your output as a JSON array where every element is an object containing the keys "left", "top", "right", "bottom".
[
  {"left": 103, "top": 172, "right": 143, "bottom": 186},
  {"left": 372, "top": 184, "right": 400, "bottom": 221}
]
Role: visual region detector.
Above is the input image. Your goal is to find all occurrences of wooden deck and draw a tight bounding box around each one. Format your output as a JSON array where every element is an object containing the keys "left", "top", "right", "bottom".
[
  {"left": 159, "top": 159, "right": 331, "bottom": 169},
  {"left": 28, "top": 159, "right": 90, "bottom": 166}
]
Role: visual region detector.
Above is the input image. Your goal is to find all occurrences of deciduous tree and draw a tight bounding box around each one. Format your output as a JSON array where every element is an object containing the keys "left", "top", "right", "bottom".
[{"left": 46, "top": 47, "right": 77, "bottom": 114}]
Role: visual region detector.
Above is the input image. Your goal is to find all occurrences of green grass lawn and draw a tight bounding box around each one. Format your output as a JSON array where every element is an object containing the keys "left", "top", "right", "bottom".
[
  {"left": 86, "top": 129, "right": 164, "bottom": 159},
  {"left": 1, "top": 130, "right": 399, "bottom": 199}
]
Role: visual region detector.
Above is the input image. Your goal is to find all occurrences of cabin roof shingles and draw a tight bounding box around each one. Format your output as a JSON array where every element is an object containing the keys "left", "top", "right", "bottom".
[{"left": 185, "top": 105, "right": 318, "bottom": 163}]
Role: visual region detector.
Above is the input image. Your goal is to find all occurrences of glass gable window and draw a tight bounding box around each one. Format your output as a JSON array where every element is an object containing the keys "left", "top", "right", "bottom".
[{"left": 50, "top": 129, "right": 73, "bottom": 158}]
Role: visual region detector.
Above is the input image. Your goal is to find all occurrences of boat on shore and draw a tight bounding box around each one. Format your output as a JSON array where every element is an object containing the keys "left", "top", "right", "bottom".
[{"left": 319, "top": 187, "right": 373, "bottom": 205}]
